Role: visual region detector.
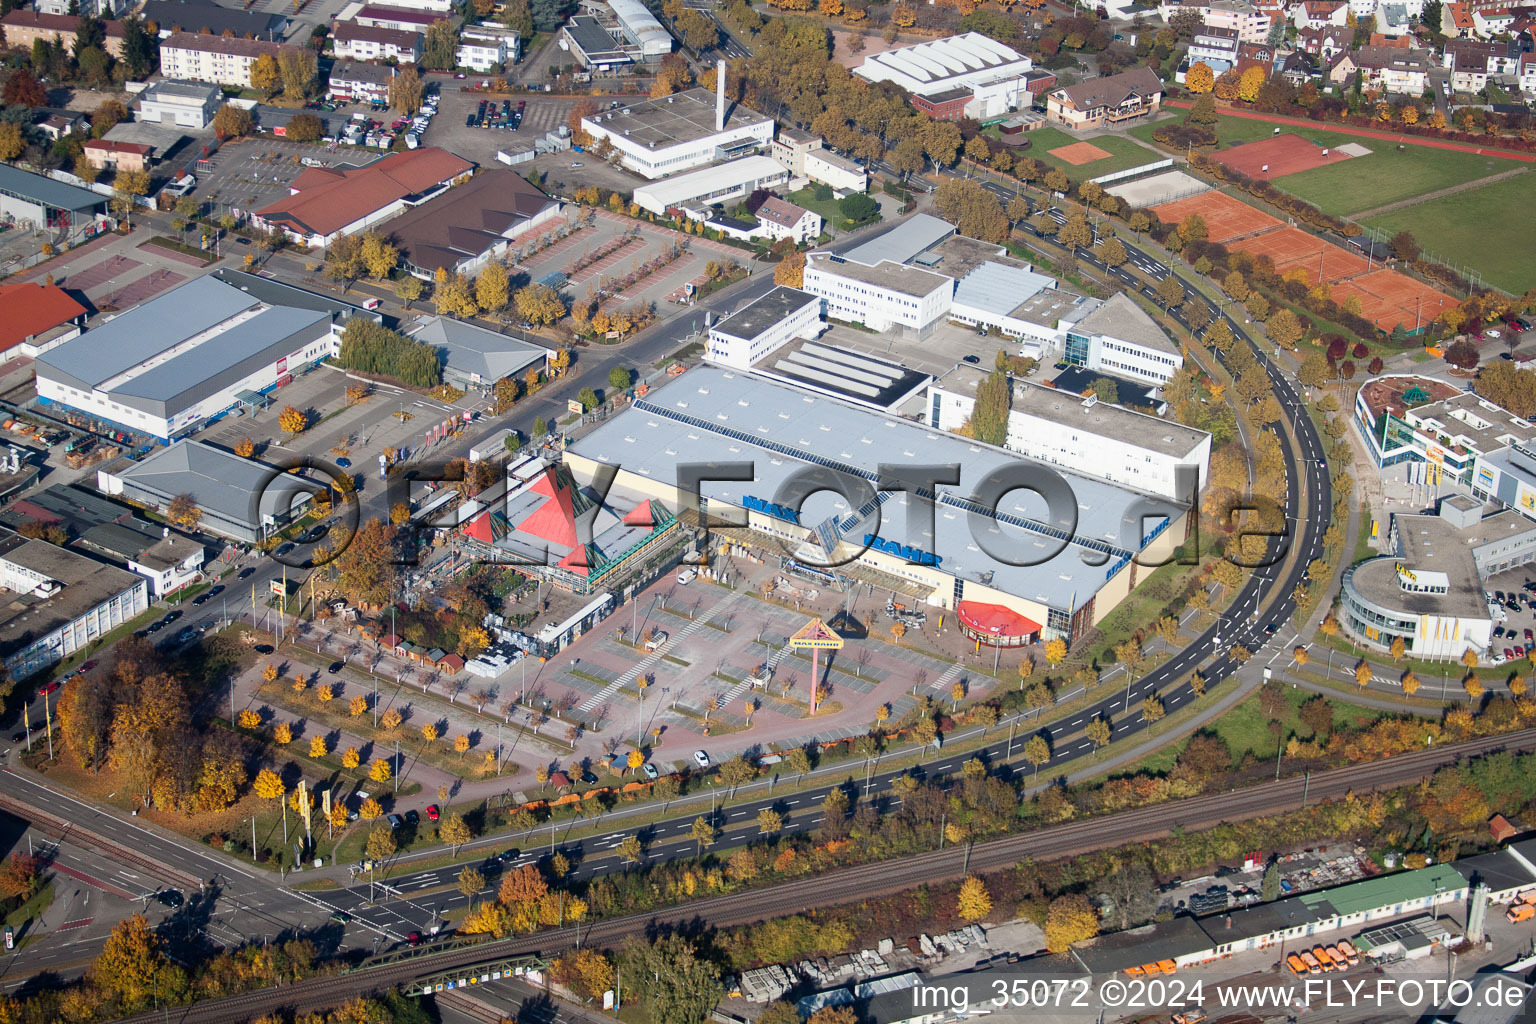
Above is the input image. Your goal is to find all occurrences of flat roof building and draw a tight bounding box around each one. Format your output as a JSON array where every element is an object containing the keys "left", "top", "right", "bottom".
[
  {"left": 1340, "top": 498, "right": 1496, "bottom": 661},
  {"left": 928, "top": 366, "right": 1211, "bottom": 500},
  {"left": 0, "top": 533, "right": 149, "bottom": 680},
  {"left": 581, "top": 86, "right": 775, "bottom": 180},
  {"left": 1064, "top": 292, "right": 1182, "bottom": 385},
  {"left": 705, "top": 286, "right": 823, "bottom": 370},
  {"left": 560, "top": 15, "right": 633, "bottom": 69},
  {"left": 98, "top": 441, "right": 323, "bottom": 544},
  {"left": 386, "top": 169, "right": 561, "bottom": 278},
  {"left": 0, "top": 163, "right": 110, "bottom": 245},
  {"left": 563, "top": 366, "right": 1188, "bottom": 645},
  {"left": 143, "top": 0, "right": 286, "bottom": 39},
  {"left": 135, "top": 79, "right": 222, "bottom": 129},
  {"left": 605, "top": 0, "right": 671, "bottom": 57},
  {"left": 35, "top": 273, "right": 363, "bottom": 443},
  {"left": 631, "top": 155, "right": 787, "bottom": 216}
]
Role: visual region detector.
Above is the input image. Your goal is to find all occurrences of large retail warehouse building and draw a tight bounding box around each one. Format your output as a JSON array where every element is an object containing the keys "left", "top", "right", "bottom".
[{"left": 563, "top": 367, "right": 1189, "bottom": 645}]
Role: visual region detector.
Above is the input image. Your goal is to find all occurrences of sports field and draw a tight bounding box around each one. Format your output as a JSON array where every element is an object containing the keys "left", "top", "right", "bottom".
[
  {"left": 1136, "top": 114, "right": 1509, "bottom": 218},
  {"left": 1363, "top": 173, "right": 1536, "bottom": 295},
  {"left": 1151, "top": 189, "right": 1456, "bottom": 332},
  {"left": 1215, "top": 134, "right": 1361, "bottom": 179},
  {"left": 1014, "top": 126, "right": 1164, "bottom": 178}
]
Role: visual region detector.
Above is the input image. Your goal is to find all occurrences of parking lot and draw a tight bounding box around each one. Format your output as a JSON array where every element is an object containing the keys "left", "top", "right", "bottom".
[
  {"left": 816, "top": 319, "right": 1006, "bottom": 380},
  {"left": 1483, "top": 568, "right": 1536, "bottom": 666},
  {"left": 191, "top": 136, "right": 374, "bottom": 222},
  {"left": 420, "top": 89, "right": 588, "bottom": 172},
  {"left": 512, "top": 209, "right": 749, "bottom": 311}
]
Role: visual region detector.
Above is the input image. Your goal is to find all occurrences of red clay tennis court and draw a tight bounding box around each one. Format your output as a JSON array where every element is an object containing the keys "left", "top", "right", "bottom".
[
  {"left": 1228, "top": 227, "right": 1371, "bottom": 285},
  {"left": 1215, "top": 134, "right": 1358, "bottom": 179},
  {"left": 1330, "top": 270, "right": 1457, "bottom": 333},
  {"left": 1049, "top": 141, "right": 1113, "bottom": 165},
  {"left": 1153, "top": 190, "right": 1282, "bottom": 244}
]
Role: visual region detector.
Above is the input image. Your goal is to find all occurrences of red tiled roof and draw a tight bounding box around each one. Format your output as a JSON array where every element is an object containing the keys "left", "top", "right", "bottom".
[
  {"left": 0, "top": 282, "right": 86, "bottom": 351},
  {"left": 1449, "top": 2, "right": 1474, "bottom": 27},
  {"left": 2, "top": 9, "right": 125, "bottom": 35},
  {"left": 333, "top": 21, "right": 421, "bottom": 48},
  {"left": 84, "top": 139, "right": 151, "bottom": 155},
  {"left": 162, "top": 30, "right": 284, "bottom": 57},
  {"left": 255, "top": 147, "right": 473, "bottom": 239}
]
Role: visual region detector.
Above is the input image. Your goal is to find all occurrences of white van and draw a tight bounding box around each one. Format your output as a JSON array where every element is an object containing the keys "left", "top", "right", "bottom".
[{"left": 360, "top": 298, "right": 381, "bottom": 311}]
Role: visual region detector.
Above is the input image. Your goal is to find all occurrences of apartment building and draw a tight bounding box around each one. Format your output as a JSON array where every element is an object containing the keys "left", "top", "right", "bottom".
[{"left": 159, "top": 31, "right": 287, "bottom": 88}]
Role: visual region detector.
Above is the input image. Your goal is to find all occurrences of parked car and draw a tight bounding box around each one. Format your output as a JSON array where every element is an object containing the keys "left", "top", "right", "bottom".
[
  {"left": 692, "top": 749, "right": 711, "bottom": 769},
  {"left": 404, "top": 809, "right": 420, "bottom": 826},
  {"left": 386, "top": 813, "right": 404, "bottom": 829},
  {"left": 641, "top": 762, "right": 659, "bottom": 780},
  {"left": 38, "top": 680, "right": 61, "bottom": 697},
  {"left": 426, "top": 804, "right": 440, "bottom": 821},
  {"left": 677, "top": 569, "right": 697, "bottom": 585}
]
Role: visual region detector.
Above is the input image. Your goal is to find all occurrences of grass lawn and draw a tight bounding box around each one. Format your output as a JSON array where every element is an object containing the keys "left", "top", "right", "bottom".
[
  {"left": 1203, "top": 685, "right": 1385, "bottom": 766},
  {"left": 786, "top": 187, "right": 850, "bottom": 232},
  {"left": 1135, "top": 114, "right": 1505, "bottom": 219},
  {"left": 1006, "top": 125, "right": 1163, "bottom": 178},
  {"left": 1364, "top": 173, "right": 1536, "bottom": 294}
]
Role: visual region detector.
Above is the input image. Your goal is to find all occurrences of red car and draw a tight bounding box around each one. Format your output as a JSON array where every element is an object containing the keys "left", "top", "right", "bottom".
[
  {"left": 426, "top": 804, "right": 440, "bottom": 822},
  {"left": 38, "top": 680, "right": 61, "bottom": 697},
  {"left": 1507, "top": 648, "right": 1516, "bottom": 661},
  {"left": 1517, "top": 646, "right": 1526, "bottom": 658}
]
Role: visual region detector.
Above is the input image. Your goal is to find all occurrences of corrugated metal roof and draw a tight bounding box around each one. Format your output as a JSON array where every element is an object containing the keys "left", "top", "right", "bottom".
[
  {"left": 0, "top": 163, "right": 106, "bottom": 213},
  {"left": 841, "top": 213, "right": 955, "bottom": 267},
  {"left": 36, "top": 276, "right": 256, "bottom": 390},
  {"left": 1298, "top": 863, "right": 1467, "bottom": 918},
  {"left": 953, "top": 261, "right": 1054, "bottom": 317}
]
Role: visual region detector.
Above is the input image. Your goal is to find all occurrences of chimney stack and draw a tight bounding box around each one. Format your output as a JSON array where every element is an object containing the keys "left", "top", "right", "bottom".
[{"left": 715, "top": 58, "right": 726, "bottom": 132}]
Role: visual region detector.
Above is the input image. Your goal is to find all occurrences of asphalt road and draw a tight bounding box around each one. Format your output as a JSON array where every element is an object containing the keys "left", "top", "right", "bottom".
[
  {"left": 112, "top": 725, "right": 1536, "bottom": 1024},
  {"left": 0, "top": 193, "right": 1336, "bottom": 991}
]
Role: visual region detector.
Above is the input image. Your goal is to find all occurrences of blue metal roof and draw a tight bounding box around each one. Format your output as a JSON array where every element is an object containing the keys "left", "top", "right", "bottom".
[{"left": 0, "top": 163, "right": 106, "bottom": 213}]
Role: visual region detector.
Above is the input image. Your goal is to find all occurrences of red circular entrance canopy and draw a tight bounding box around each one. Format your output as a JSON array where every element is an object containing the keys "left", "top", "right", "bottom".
[{"left": 956, "top": 601, "right": 1042, "bottom": 648}]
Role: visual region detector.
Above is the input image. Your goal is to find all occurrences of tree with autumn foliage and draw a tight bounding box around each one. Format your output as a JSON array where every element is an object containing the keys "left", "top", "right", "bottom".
[
  {"left": 331, "top": 517, "right": 400, "bottom": 607},
  {"left": 278, "top": 406, "right": 309, "bottom": 435},
  {"left": 1186, "top": 61, "right": 1214, "bottom": 93},
  {"left": 774, "top": 249, "right": 806, "bottom": 288}
]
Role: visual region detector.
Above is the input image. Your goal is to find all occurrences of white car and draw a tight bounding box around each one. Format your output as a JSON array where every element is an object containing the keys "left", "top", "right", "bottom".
[
  {"left": 692, "top": 750, "right": 711, "bottom": 769},
  {"left": 1488, "top": 329, "right": 1503, "bottom": 339},
  {"left": 677, "top": 569, "right": 696, "bottom": 585}
]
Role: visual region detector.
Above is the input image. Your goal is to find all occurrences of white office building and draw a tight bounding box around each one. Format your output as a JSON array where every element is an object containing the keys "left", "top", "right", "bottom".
[
  {"left": 0, "top": 536, "right": 149, "bottom": 680},
  {"left": 705, "top": 287, "right": 823, "bottom": 369},
  {"left": 581, "top": 77, "right": 774, "bottom": 180},
  {"left": 928, "top": 367, "right": 1211, "bottom": 500},
  {"left": 1063, "top": 293, "right": 1182, "bottom": 385},
  {"left": 631, "top": 155, "right": 787, "bottom": 216},
  {"left": 135, "top": 80, "right": 222, "bottom": 129}
]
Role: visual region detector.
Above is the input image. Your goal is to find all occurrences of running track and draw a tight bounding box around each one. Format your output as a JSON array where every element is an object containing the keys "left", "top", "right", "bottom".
[{"left": 1164, "top": 101, "right": 1536, "bottom": 163}]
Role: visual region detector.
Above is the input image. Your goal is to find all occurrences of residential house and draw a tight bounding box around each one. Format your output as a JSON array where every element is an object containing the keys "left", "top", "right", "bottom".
[
  {"left": 1291, "top": 0, "right": 1349, "bottom": 27},
  {"left": 1297, "top": 24, "right": 1348, "bottom": 57},
  {"left": 1519, "top": 50, "right": 1536, "bottom": 93},
  {"left": 331, "top": 22, "right": 422, "bottom": 63},
  {"left": 1188, "top": 26, "right": 1242, "bottom": 70},
  {"left": 1474, "top": 6, "right": 1518, "bottom": 35},
  {"left": 35, "top": 113, "right": 83, "bottom": 142},
  {"left": 325, "top": 60, "right": 396, "bottom": 105},
  {"left": 351, "top": 4, "right": 451, "bottom": 30},
  {"left": 457, "top": 23, "right": 518, "bottom": 71},
  {"left": 754, "top": 196, "right": 822, "bottom": 244},
  {"left": 1045, "top": 66, "right": 1163, "bottom": 129},
  {"left": 82, "top": 140, "right": 152, "bottom": 174},
  {"left": 1444, "top": 38, "right": 1523, "bottom": 89},
  {"left": 1276, "top": 49, "right": 1323, "bottom": 83},
  {"left": 1446, "top": 1, "right": 1477, "bottom": 36},
  {"left": 1378, "top": 3, "right": 1413, "bottom": 33},
  {"left": 0, "top": 10, "right": 124, "bottom": 56},
  {"left": 159, "top": 31, "right": 288, "bottom": 88},
  {"left": 1334, "top": 44, "right": 1432, "bottom": 93},
  {"left": 1204, "top": 0, "right": 1277, "bottom": 41}
]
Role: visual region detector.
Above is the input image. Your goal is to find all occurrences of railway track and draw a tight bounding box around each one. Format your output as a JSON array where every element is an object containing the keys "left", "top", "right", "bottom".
[
  {"left": 0, "top": 793, "right": 201, "bottom": 893},
  {"left": 116, "top": 726, "right": 1536, "bottom": 1024}
]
